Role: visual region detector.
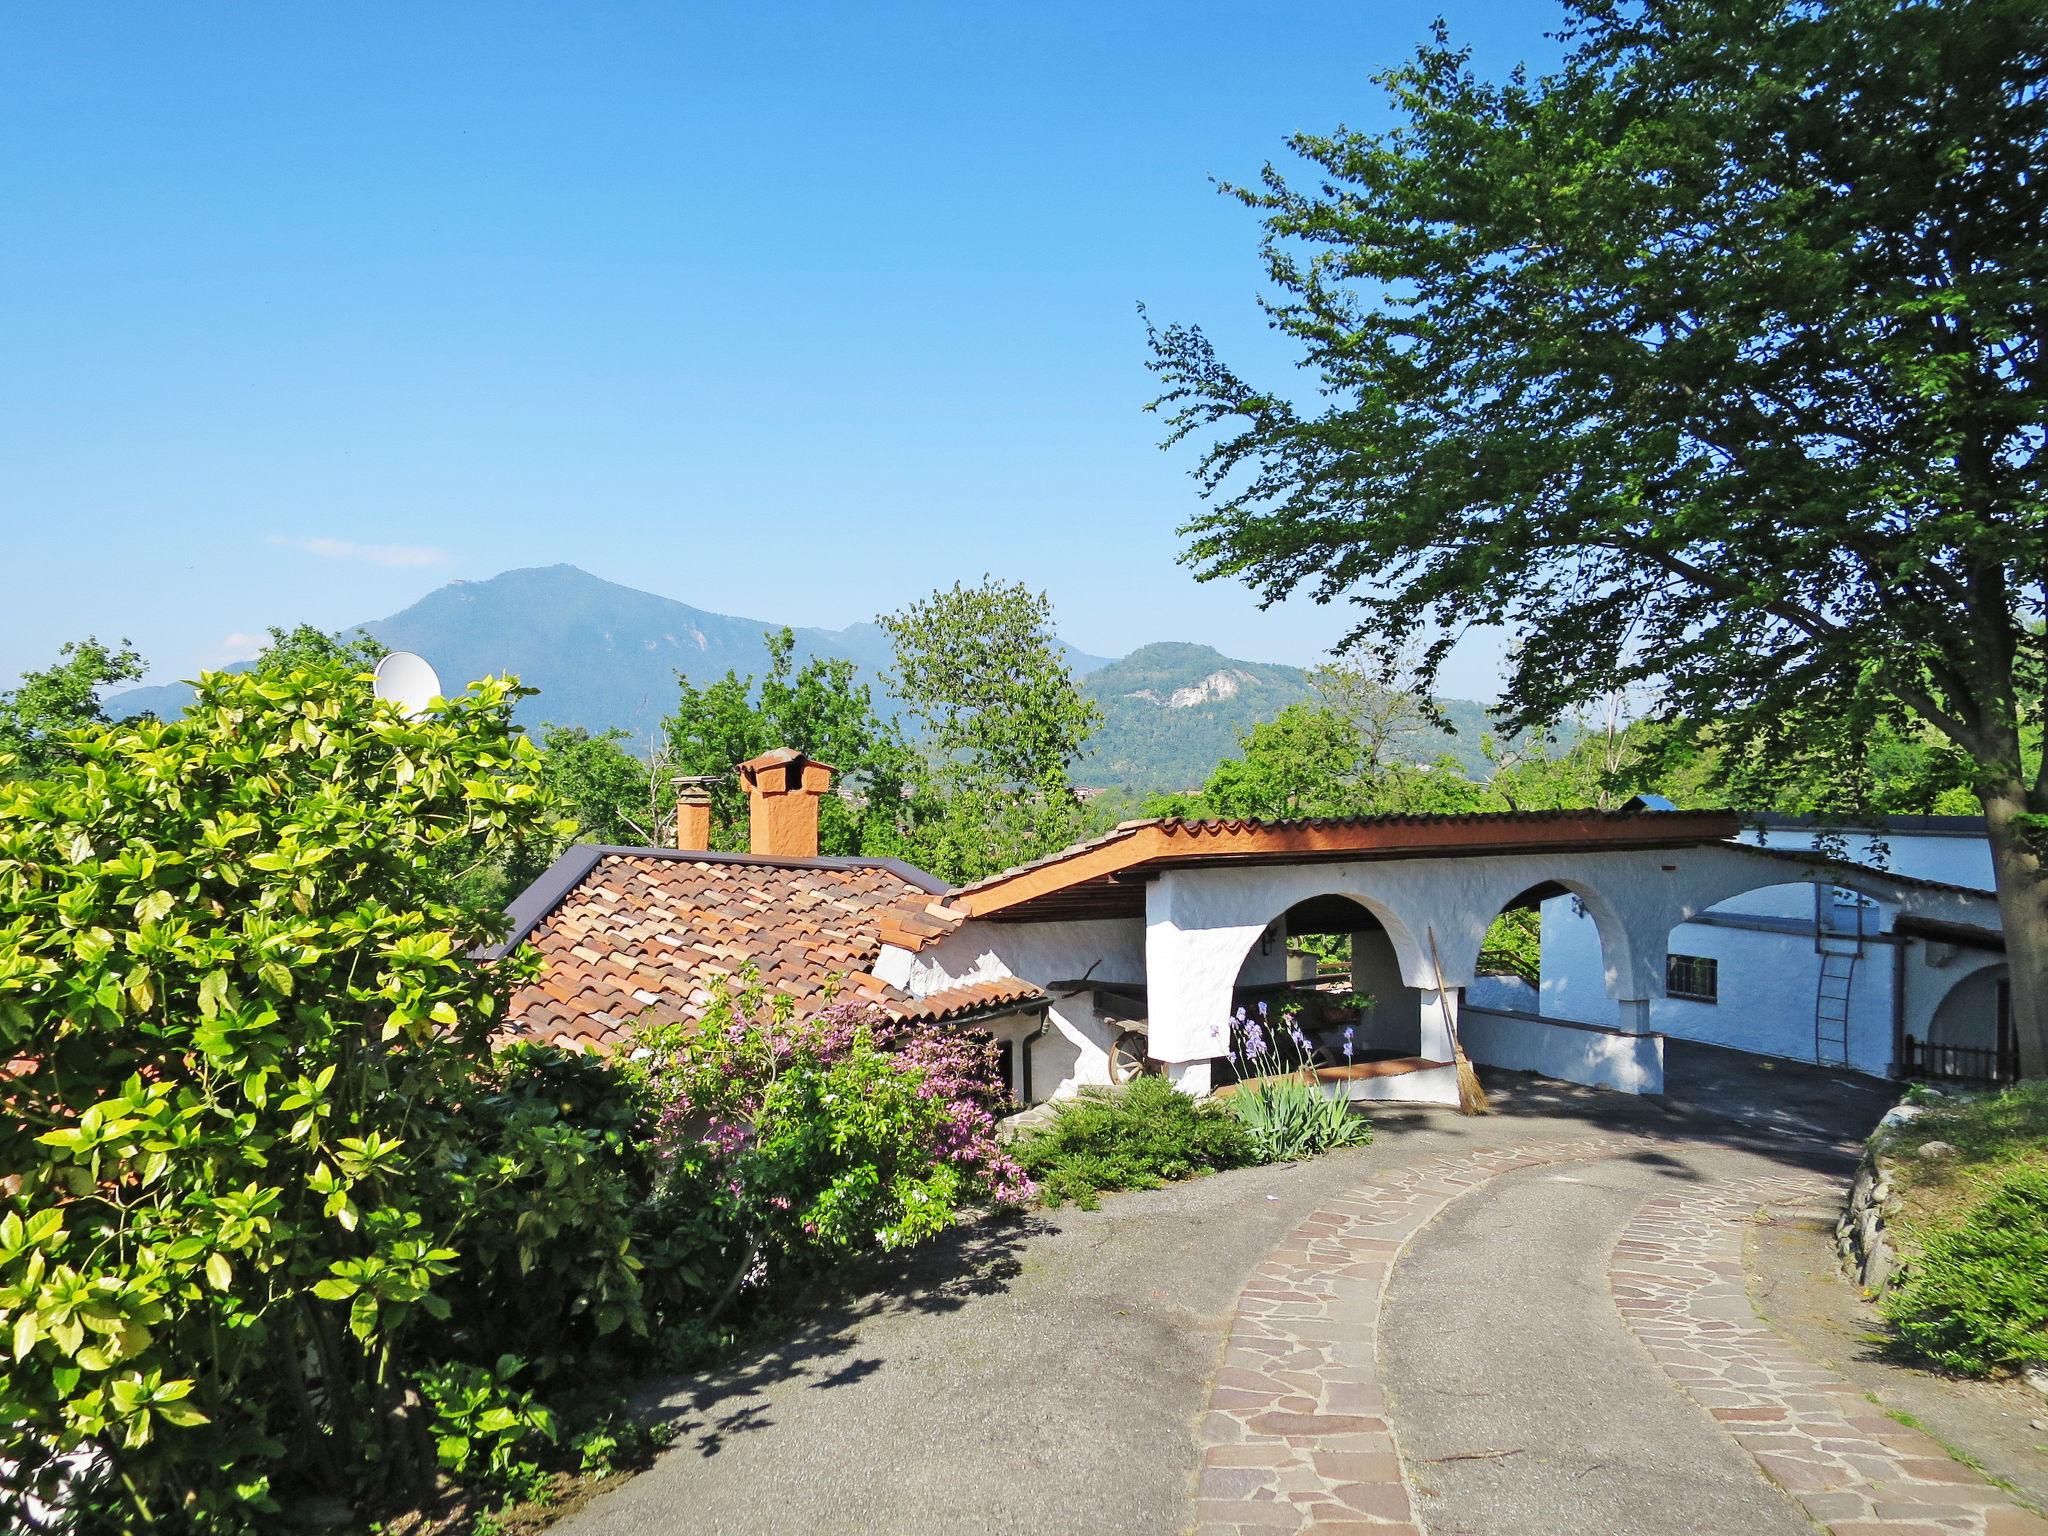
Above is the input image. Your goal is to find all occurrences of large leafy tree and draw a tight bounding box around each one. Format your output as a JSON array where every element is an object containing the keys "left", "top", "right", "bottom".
[
  {"left": 1148, "top": 0, "right": 2048, "bottom": 1074},
  {"left": 0, "top": 636, "right": 145, "bottom": 779},
  {"left": 880, "top": 579, "right": 1103, "bottom": 882}
]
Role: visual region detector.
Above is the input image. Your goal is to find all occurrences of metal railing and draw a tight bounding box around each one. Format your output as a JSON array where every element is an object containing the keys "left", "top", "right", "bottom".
[{"left": 1901, "top": 1034, "right": 2019, "bottom": 1087}]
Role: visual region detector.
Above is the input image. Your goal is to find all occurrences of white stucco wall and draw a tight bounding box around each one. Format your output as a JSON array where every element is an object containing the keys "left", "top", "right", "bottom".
[
  {"left": 1461, "top": 1005, "right": 1665, "bottom": 1093},
  {"left": 1540, "top": 891, "right": 1901, "bottom": 1075},
  {"left": 907, "top": 917, "right": 1146, "bottom": 1102}
]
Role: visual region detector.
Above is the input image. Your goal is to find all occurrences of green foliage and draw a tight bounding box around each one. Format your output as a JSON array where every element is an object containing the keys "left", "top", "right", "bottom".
[
  {"left": 660, "top": 626, "right": 917, "bottom": 857},
  {"left": 1148, "top": 0, "right": 2048, "bottom": 1065},
  {"left": 0, "top": 661, "right": 581, "bottom": 1528},
  {"left": 1014, "top": 1078, "right": 1255, "bottom": 1210},
  {"left": 1224, "top": 1006, "right": 1373, "bottom": 1164},
  {"left": 245, "top": 625, "right": 388, "bottom": 680},
  {"left": 632, "top": 989, "right": 1028, "bottom": 1322},
  {"left": 1883, "top": 1168, "right": 2048, "bottom": 1377},
  {"left": 417, "top": 1355, "right": 557, "bottom": 1496},
  {"left": 880, "top": 579, "right": 1102, "bottom": 882},
  {"left": 0, "top": 635, "right": 146, "bottom": 779},
  {"left": 1226, "top": 1076, "right": 1372, "bottom": 1165},
  {"left": 1477, "top": 908, "right": 1541, "bottom": 987}
]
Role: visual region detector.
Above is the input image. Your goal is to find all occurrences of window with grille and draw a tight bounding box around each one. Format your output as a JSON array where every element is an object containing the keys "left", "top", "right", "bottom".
[{"left": 1667, "top": 953, "right": 1718, "bottom": 1003}]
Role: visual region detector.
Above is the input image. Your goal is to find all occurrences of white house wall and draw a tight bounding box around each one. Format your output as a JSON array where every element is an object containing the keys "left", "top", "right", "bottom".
[
  {"left": 907, "top": 917, "right": 1146, "bottom": 1101},
  {"left": 1542, "top": 894, "right": 1899, "bottom": 1075}
]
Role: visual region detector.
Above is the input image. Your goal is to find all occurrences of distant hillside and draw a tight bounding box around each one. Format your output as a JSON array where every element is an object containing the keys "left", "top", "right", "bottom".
[
  {"left": 106, "top": 566, "right": 1524, "bottom": 793},
  {"left": 108, "top": 565, "right": 1111, "bottom": 742},
  {"left": 1075, "top": 641, "right": 1522, "bottom": 790}
]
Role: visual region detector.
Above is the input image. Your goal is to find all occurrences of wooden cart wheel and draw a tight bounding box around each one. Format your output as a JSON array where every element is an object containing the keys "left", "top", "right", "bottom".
[{"left": 1108, "top": 1028, "right": 1152, "bottom": 1084}]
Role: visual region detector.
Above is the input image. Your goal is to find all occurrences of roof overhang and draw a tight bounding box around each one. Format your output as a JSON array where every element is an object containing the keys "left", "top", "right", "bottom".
[{"left": 949, "top": 810, "right": 1742, "bottom": 924}]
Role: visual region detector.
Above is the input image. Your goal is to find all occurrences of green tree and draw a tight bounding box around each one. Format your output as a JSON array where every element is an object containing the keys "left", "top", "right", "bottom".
[
  {"left": 0, "top": 636, "right": 145, "bottom": 779},
  {"left": 660, "top": 628, "right": 915, "bottom": 857},
  {"left": 1148, "top": 0, "right": 2048, "bottom": 1074},
  {"left": 1195, "top": 705, "right": 1368, "bottom": 821},
  {"left": 246, "top": 624, "right": 388, "bottom": 678},
  {"left": 879, "top": 579, "right": 1103, "bottom": 882}
]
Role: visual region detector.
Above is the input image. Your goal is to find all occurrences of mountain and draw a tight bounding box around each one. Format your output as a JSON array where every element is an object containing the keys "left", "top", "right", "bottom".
[
  {"left": 105, "top": 566, "right": 1520, "bottom": 790},
  {"left": 1078, "top": 643, "right": 1313, "bottom": 789},
  {"left": 106, "top": 565, "right": 1113, "bottom": 743},
  {"left": 1073, "top": 642, "right": 1517, "bottom": 789}
]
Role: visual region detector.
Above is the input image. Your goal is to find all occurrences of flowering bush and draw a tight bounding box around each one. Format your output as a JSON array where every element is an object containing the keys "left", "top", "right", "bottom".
[
  {"left": 1226, "top": 1002, "right": 1373, "bottom": 1163},
  {"left": 627, "top": 981, "right": 1031, "bottom": 1325}
]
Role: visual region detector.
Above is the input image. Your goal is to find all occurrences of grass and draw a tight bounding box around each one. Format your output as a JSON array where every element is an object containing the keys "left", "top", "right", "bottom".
[
  {"left": 1880, "top": 1079, "right": 2048, "bottom": 1235},
  {"left": 1875, "top": 1080, "right": 2048, "bottom": 1379}
]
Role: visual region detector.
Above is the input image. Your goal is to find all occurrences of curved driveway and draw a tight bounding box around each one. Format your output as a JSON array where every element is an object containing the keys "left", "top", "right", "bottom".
[{"left": 554, "top": 1046, "right": 2046, "bottom": 1536}]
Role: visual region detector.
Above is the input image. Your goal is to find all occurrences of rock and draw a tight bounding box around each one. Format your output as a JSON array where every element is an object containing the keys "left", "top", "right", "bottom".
[
  {"left": 1871, "top": 1178, "right": 1891, "bottom": 1205},
  {"left": 2023, "top": 1363, "right": 2048, "bottom": 1402},
  {"left": 1880, "top": 1103, "right": 1927, "bottom": 1130},
  {"left": 1861, "top": 1240, "right": 1894, "bottom": 1292},
  {"left": 1852, "top": 1165, "right": 1877, "bottom": 1210},
  {"left": 1914, "top": 1139, "right": 1959, "bottom": 1160}
]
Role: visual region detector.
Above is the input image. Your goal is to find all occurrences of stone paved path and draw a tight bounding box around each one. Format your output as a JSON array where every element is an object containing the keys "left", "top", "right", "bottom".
[
  {"left": 1192, "top": 1138, "right": 2048, "bottom": 1536},
  {"left": 1612, "top": 1183, "right": 2048, "bottom": 1536},
  {"left": 1190, "top": 1135, "right": 1640, "bottom": 1535}
]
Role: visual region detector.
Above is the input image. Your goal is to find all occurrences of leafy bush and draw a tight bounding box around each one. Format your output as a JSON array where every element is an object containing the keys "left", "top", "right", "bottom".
[
  {"left": 1883, "top": 1166, "right": 2048, "bottom": 1377},
  {"left": 0, "top": 663, "right": 574, "bottom": 1529},
  {"left": 1015, "top": 1076, "right": 1255, "bottom": 1209},
  {"left": 629, "top": 983, "right": 1031, "bottom": 1324},
  {"left": 1225, "top": 1005, "right": 1373, "bottom": 1163},
  {"left": 436, "top": 1043, "right": 660, "bottom": 1376},
  {"left": 0, "top": 663, "right": 1034, "bottom": 1532},
  {"left": 416, "top": 1355, "right": 556, "bottom": 1498}
]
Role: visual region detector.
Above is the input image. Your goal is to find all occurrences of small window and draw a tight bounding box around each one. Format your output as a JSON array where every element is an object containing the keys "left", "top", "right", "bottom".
[{"left": 1667, "top": 953, "right": 1718, "bottom": 1003}]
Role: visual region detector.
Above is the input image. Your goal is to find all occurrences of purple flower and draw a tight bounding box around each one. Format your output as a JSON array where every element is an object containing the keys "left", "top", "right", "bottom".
[{"left": 1342, "top": 1025, "right": 1355, "bottom": 1061}]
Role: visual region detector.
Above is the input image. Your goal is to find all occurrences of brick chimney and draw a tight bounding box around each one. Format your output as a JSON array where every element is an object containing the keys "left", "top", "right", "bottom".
[
  {"left": 673, "top": 779, "right": 714, "bottom": 853},
  {"left": 736, "top": 748, "right": 835, "bottom": 859}
]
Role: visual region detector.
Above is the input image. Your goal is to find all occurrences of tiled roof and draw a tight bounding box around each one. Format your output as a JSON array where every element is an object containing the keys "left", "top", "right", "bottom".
[
  {"left": 947, "top": 809, "right": 1745, "bottom": 921},
  {"left": 502, "top": 846, "right": 970, "bottom": 1054},
  {"left": 896, "top": 976, "right": 1050, "bottom": 1025}
]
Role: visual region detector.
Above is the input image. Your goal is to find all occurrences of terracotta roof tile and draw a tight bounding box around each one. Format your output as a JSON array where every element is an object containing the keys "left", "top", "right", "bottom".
[
  {"left": 502, "top": 850, "right": 963, "bottom": 1054},
  {"left": 895, "top": 976, "right": 1050, "bottom": 1025}
]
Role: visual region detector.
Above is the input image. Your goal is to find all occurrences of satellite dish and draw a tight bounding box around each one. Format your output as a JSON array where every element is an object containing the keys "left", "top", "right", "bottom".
[{"left": 371, "top": 651, "right": 443, "bottom": 718}]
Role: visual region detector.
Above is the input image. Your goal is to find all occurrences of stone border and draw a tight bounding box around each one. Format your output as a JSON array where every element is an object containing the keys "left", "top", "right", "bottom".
[
  {"left": 1189, "top": 1134, "right": 1650, "bottom": 1535},
  {"left": 1611, "top": 1182, "right": 2048, "bottom": 1535}
]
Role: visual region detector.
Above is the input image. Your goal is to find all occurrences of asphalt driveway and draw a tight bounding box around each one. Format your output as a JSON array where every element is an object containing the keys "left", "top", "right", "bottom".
[{"left": 555, "top": 1044, "right": 1894, "bottom": 1536}]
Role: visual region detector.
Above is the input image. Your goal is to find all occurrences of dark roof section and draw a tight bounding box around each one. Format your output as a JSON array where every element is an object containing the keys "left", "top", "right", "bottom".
[
  {"left": 493, "top": 843, "right": 952, "bottom": 960},
  {"left": 1736, "top": 845, "right": 1997, "bottom": 902},
  {"left": 1893, "top": 914, "right": 2005, "bottom": 952},
  {"left": 1744, "top": 812, "right": 1988, "bottom": 838}
]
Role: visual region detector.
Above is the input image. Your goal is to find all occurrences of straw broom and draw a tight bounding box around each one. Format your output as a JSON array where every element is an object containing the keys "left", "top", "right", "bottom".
[{"left": 1427, "top": 926, "right": 1491, "bottom": 1116}]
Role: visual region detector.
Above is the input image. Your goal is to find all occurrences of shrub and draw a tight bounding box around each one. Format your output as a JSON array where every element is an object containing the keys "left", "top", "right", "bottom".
[
  {"left": 1015, "top": 1076, "right": 1255, "bottom": 1209},
  {"left": 628, "top": 983, "right": 1031, "bottom": 1323},
  {"left": 1225, "top": 1005, "right": 1373, "bottom": 1163},
  {"left": 1883, "top": 1166, "right": 2048, "bottom": 1377},
  {"left": 0, "top": 663, "right": 574, "bottom": 1530}
]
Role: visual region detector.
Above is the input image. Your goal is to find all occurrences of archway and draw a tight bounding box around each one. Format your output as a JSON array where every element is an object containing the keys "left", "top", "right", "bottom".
[
  {"left": 1915, "top": 964, "right": 2014, "bottom": 1083},
  {"left": 1216, "top": 892, "right": 1435, "bottom": 1083}
]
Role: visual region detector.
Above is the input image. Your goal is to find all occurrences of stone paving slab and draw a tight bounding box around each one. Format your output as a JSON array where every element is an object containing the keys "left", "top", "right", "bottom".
[
  {"left": 1189, "top": 1133, "right": 1653, "bottom": 1535},
  {"left": 1610, "top": 1183, "right": 2048, "bottom": 1536}
]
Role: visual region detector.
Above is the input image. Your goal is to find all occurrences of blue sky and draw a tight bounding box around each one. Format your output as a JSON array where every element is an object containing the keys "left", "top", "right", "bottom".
[{"left": 2, "top": 2, "right": 1563, "bottom": 698}]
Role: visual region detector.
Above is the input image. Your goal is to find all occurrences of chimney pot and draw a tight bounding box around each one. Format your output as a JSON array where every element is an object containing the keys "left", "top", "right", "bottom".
[
  {"left": 736, "top": 748, "right": 835, "bottom": 859},
  {"left": 673, "top": 779, "right": 714, "bottom": 853}
]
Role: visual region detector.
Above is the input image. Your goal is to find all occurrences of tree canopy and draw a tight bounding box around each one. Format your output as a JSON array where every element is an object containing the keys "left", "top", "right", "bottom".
[
  {"left": 1148, "top": 0, "right": 2048, "bottom": 1074},
  {"left": 0, "top": 636, "right": 144, "bottom": 780},
  {"left": 880, "top": 578, "right": 1103, "bottom": 882}
]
